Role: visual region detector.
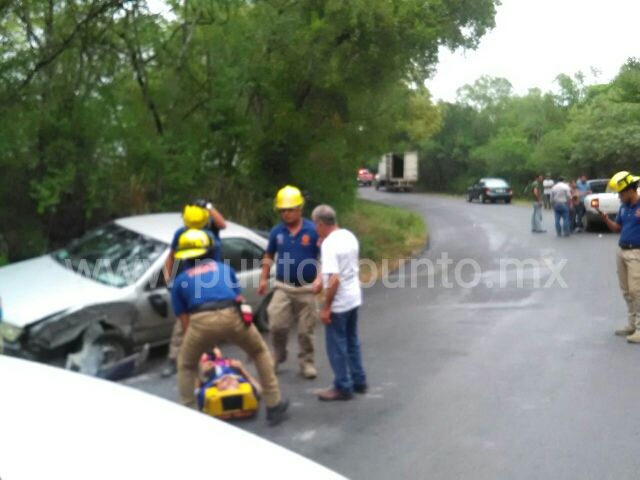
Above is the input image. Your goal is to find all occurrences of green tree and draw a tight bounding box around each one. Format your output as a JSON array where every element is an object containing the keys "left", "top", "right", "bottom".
[{"left": 0, "top": 0, "right": 500, "bottom": 261}]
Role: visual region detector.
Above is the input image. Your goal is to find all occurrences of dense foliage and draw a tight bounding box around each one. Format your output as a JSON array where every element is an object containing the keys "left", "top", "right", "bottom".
[
  {"left": 417, "top": 60, "right": 640, "bottom": 194},
  {"left": 0, "top": 0, "right": 498, "bottom": 262}
]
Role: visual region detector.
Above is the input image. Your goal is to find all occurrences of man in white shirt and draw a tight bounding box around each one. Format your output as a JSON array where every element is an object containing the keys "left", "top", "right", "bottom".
[
  {"left": 550, "top": 176, "right": 572, "bottom": 237},
  {"left": 543, "top": 174, "right": 554, "bottom": 210},
  {"left": 312, "top": 205, "right": 367, "bottom": 401}
]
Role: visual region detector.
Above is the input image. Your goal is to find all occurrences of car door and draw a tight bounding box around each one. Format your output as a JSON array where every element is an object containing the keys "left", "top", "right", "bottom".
[
  {"left": 473, "top": 180, "right": 485, "bottom": 199},
  {"left": 132, "top": 262, "right": 175, "bottom": 347},
  {"left": 220, "top": 237, "right": 266, "bottom": 309}
]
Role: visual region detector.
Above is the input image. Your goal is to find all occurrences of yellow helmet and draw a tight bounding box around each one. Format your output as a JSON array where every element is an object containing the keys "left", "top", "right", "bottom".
[
  {"left": 609, "top": 171, "right": 640, "bottom": 193},
  {"left": 274, "top": 185, "right": 304, "bottom": 210},
  {"left": 174, "top": 229, "right": 215, "bottom": 260},
  {"left": 183, "top": 205, "right": 209, "bottom": 228}
]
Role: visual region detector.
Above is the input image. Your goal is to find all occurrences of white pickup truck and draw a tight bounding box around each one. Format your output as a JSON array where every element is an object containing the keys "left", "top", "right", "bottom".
[{"left": 582, "top": 179, "right": 620, "bottom": 231}]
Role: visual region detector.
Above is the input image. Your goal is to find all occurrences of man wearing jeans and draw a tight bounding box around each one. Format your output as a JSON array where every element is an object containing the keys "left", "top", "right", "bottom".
[
  {"left": 551, "top": 176, "right": 572, "bottom": 237},
  {"left": 575, "top": 174, "right": 592, "bottom": 232},
  {"left": 530, "top": 174, "right": 546, "bottom": 233},
  {"left": 312, "top": 205, "right": 367, "bottom": 401}
]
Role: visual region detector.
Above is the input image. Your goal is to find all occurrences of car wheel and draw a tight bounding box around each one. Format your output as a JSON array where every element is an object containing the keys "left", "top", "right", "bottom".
[
  {"left": 95, "top": 331, "right": 133, "bottom": 368},
  {"left": 480, "top": 193, "right": 486, "bottom": 203},
  {"left": 254, "top": 291, "right": 274, "bottom": 333},
  {"left": 505, "top": 199, "right": 511, "bottom": 204},
  {"left": 466, "top": 193, "right": 472, "bottom": 202},
  {"left": 490, "top": 198, "right": 496, "bottom": 204}
]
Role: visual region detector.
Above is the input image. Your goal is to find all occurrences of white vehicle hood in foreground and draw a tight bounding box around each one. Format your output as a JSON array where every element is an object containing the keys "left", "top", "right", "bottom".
[
  {"left": 0, "top": 255, "right": 124, "bottom": 328},
  {"left": 0, "top": 356, "right": 347, "bottom": 480}
]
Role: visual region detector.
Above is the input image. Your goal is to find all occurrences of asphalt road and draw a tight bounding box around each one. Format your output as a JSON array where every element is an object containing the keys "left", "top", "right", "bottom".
[{"left": 121, "top": 189, "right": 635, "bottom": 480}]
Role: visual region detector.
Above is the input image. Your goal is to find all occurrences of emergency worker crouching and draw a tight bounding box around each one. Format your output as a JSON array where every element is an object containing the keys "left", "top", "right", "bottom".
[
  {"left": 162, "top": 199, "right": 227, "bottom": 378},
  {"left": 601, "top": 171, "right": 640, "bottom": 342},
  {"left": 170, "top": 229, "right": 289, "bottom": 425}
]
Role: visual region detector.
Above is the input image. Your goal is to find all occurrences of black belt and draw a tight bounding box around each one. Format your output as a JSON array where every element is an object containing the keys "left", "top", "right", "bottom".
[
  {"left": 189, "top": 299, "right": 238, "bottom": 314},
  {"left": 620, "top": 244, "right": 640, "bottom": 250},
  {"left": 276, "top": 275, "right": 315, "bottom": 288}
]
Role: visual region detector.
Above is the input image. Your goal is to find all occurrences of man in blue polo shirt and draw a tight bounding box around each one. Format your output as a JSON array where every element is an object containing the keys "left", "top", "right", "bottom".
[
  {"left": 601, "top": 171, "right": 640, "bottom": 343},
  {"left": 258, "top": 186, "right": 322, "bottom": 379},
  {"left": 171, "top": 228, "right": 289, "bottom": 425},
  {"left": 575, "top": 174, "right": 592, "bottom": 232}
]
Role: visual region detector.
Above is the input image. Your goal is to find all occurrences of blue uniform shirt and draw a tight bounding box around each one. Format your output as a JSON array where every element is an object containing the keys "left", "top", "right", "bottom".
[
  {"left": 576, "top": 180, "right": 590, "bottom": 196},
  {"left": 171, "top": 226, "right": 221, "bottom": 261},
  {"left": 267, "top": 219, "right": 320, "bottom": 284},
  {"left": 616, "top": 200, "right": 640, "bottom": 246},
  {"left": 170, "top": 260, "right": 241, "bottom": 316}
]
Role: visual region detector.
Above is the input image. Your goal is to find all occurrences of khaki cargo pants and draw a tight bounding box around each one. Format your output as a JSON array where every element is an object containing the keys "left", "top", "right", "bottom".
[
  {"left": 168, "top": 320, "right": 184, "bottom": 360},
  {"left": 177, "top": 307, "right": 281, "bottom": 409},
  {"left": 268, "top": 281, "right": 319, "bottom": 369},
  {"left": 616, "top": 247, "right": 640, "bottom": 330}
]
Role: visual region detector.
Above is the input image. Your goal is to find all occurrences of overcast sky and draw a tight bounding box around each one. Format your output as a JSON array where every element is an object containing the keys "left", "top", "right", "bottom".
[{"left": 426, "top": 0, "right": 640, "bottom": 102}]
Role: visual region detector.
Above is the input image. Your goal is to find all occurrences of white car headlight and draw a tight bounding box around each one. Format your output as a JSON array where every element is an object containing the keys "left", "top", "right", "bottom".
[{"left": 0, "top": 323, "right": 24, "bottom": 342}]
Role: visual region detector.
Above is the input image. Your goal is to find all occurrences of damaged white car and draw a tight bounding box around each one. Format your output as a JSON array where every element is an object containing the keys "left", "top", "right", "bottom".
[{"left": 0, "top": 213, "right": 272, "bottom": 375}]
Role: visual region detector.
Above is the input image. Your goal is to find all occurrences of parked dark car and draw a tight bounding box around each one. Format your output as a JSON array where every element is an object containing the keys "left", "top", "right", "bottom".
[{"left": 467, "top": 178, "right": 513, "bottom": 204}]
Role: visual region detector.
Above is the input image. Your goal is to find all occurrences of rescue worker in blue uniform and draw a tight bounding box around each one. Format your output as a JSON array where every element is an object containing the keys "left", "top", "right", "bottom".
[
  {"left": 601, "top": 171, "right": 640, "bottom": 342},
  {"left": 162, "top": 199, "right": 227, "bottom": 377},
  {"left": 164, "top": 198, "right": 227, "bottom": 281},
  {"left": 257, "top": 186, "right": 322, "bottom": 379},
  {"left": 171, "top": 229, "right": 289, "bottom": 425}
]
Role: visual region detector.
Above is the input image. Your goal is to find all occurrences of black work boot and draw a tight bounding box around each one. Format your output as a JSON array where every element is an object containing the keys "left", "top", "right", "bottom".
[
  {"left": 161, "top": 359, "right": 177, "bottom": 378},
  {"left": 266, "top": 399, "right": 290, "bottom": 426}
]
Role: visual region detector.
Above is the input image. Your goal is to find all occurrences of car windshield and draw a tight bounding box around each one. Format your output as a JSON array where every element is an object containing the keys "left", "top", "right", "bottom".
[
  {"left": 485, "top": 179, "right": 508, "bottom": 187},
  {"left": 52, "top": 223, "right": 167, "bottom": 288}
]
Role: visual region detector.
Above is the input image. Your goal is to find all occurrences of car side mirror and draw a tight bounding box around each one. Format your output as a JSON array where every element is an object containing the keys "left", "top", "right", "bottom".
[{"left": 148, "top": 294, "right": 168, "bottom": 318}]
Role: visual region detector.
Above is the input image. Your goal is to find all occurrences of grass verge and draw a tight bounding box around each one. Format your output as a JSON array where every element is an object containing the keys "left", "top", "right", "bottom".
[{"left": 342, "top": 199, "right": 427, "bottom": 283}]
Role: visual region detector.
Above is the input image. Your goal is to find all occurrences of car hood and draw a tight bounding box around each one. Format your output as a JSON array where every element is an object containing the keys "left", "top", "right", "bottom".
[
  {"left": 1, "top": 356, "right": 347, "bottom": 480},
  {"left": 0, "top": 255, "right": 124, "bottom": 328}
]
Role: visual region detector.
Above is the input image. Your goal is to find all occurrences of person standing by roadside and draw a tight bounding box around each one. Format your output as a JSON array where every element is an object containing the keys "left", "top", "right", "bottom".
[
  {"left": 569, "top": 179, "right": 579, "bottom": 233},
  {"left": 530, "top": 174, "right": 546, "bottom": 233},
  {"left": 312, "top": 205, "right": 367, "bottom": 401},
  {"left": 257, "top": 186, "right": 322, "bottom": 379},
  {"left": 551, "top": 176, "right": 572, "bottom": 237},
  {"left": 575, "top": 174, "right": 592, "bottom": 232},
  {"left": 600, "top": 171, "right": 640, "bottom": 343},
  {"left": 543, "top": 174, "right": 554, "bottom": 210}
]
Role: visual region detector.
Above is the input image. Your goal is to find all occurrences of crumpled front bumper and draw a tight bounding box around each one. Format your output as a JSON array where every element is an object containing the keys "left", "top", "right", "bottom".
[{"left": 0, "top": 339, "right": 34, "bottom": 360}]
